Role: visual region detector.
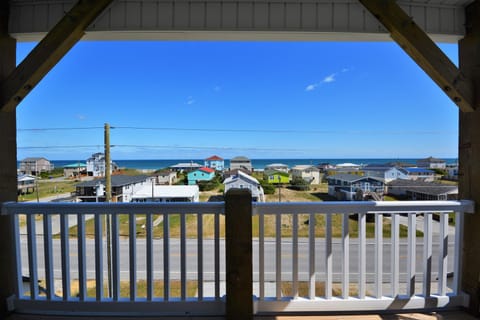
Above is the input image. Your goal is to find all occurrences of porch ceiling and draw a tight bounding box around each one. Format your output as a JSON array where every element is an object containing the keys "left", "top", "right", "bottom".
[{"left": 8, "top": 0, "right": 475, "bottom": 43}]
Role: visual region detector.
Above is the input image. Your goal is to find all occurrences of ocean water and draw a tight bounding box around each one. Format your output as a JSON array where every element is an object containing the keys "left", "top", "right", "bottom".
[{"left": 48, "top": 158, "right": 458, "bottom": 171}]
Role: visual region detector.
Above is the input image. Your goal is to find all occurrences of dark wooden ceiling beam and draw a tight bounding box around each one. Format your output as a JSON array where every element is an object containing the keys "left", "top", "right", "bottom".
[
  {"left": 0, "top": 0, "right": 113, "bottom": 112},
  {"left": 359, "top": 0, "right": 476, "bottom": 112}
]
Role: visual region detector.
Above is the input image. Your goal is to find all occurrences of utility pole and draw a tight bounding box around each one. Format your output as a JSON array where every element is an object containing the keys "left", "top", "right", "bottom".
[{"left": 104, "top": 123, "right": 112, "bottom": 298}]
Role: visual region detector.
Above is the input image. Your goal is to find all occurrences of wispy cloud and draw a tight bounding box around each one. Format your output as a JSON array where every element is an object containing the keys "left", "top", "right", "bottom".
[
  {"left": 186, "top": 96, "right": 195, "bottom": 105},
  {"left": 323, "top": 73, "right": 336, "bottom": 83},
  {"left": 305, "top": 68, "right": 350, "bottom": 92},
  {"left": 75, "top": 114, "right": 87, "bottom": 120}
]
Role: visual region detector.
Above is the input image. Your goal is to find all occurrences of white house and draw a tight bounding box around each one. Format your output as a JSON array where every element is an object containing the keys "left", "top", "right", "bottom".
[
  {"left": 387, "top": 179, "right": 458, "bottom": 200},
  {"left": 154, "top": 171, "right": 177, "bottom": 185},
  {"left": 362, "top": 166, "right": 408, "bottom": 183},
  {"left": 291, "top": 165, "right": 321, "bottom": 184},
  {"left": 223, "top": 171, "right": 264, "bottom": 202},
  {"left": 17, "top": 174, "right": 36, "bottom": 194},
  {"left": 400, "top": 167, "right": 436, "bottom": 182},
  {"left": 132, "top": 185, "right": 199, "bottom": 202},
  {"left": 86, "top": 152, "right": 117, "bottom": 177}
]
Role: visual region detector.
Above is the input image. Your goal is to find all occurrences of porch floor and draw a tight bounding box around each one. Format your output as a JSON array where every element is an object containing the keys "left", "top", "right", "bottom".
[{"left": 7, "top": 310, "right": 479, "bottom": 320}]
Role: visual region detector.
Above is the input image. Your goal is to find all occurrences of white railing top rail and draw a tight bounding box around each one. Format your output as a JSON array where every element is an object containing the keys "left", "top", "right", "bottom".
[
  {"left": 253, "top": 200, "right": 475, "bottom": 214},
  {"left": 1, "top": 201, "right": 225, "bottom": 215}
]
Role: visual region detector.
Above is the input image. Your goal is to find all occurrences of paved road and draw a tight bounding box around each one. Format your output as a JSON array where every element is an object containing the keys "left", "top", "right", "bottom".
[{"left": 20, "top": 237, "right": 455, "bottom": 283}]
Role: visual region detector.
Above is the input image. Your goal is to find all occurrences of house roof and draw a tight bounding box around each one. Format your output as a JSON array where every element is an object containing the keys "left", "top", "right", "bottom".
[
  {"left": 76, "top": 174, "right": 148, "bottom": 187},
  {"left": 198, "top": 167, "right": 215, "bottom": 173},
  {"left": 327, "top": 173, "right": 384, "bottom": 183},
  {"left": 17, "top": 174, "right": 36, "bottom": 182},
  {"left": 265, "top": 163, "right": 288, "bottom": 168},
  {"left": 132, "top": 185, "right": 199, "bottom": 199},
  {"left": 404, "top": 167, "right": 435, "bottom": 174},
  {"left": 170, "top": 162, "right": 202, "bottom": 168},
  {"left": 336, "top": 162, "right": 360, "bottom": 168},
  {"left": 292, "top": 165, "right": 319, "bottom": 171},
  {"left": 231, "top": 156, "right": 250, "bottom": 162},
  {"left": 224, "top": 170, "right": 259, "bottom": 185},
  {"left": 388, "top": 179, "right": 458, "bottom": 196},
  {"left": 63, "top": 162, "right": 87, "bottom": 168},
  {"left": 206, "top": 155, "right": 224, "bottom": 161},
  {"left": 21, "top": 157, "right": 48, "bottom": 161},
  {"left": 417, "top": 156, "right": 446, "bottom": 163}
]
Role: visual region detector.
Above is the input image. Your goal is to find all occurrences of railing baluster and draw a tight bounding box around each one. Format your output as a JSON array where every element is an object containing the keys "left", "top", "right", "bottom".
[
  {"left": 391, "top": 214, "right": 400, "bottom": 297},
  {"left": 359, "top": 213, "right": 366, "bottom": 299},
  {"left": 163, "top": 213, "right": 170, "bottom": 301},
  {"left": 197, "top": 213, "right": 203, "bottom": 300},
  {"left": 276, "top": 212, "right": 282, "bottom": 300},
  {"left": 94, "top": 214, "right": 104, "bottom": 301},
  {"left": 129, "top": 213, "right": 137, "bottom": 300},
  {"left": 423, "top": 213, "right": 432, "bottom": 297},
  {"left": 407, "top": 213, "right": 416, "bottom": 296},
  {"left": 181, "top": 213, "right": 187, "bottom": 300},
  {"left": 146, "top": 213, "right": 153, "bottom": 301},
  {"left": 453, "top": 211, "right": 464, "bottom": 294},
  {"left": 43, "top": 214, "right": 54, "bottom": 300},
  {"left": 292, "top": 213, "right": 298, "bottom": 299},
  {"left": 309, "top": 212, "right": 315, "bottom": 299},
  {"left": 13, "top": 214, "right": 23, "bottom": 298},
  {"left": 438, "top": 212, "right": 448, "bottom": 296},
  {"left": 375, "top": 213, "right": 383, "bottom": 298},
  {"left": 26, "top": 214, "right": 39, "bottom": 299},
  {"left": 342, "top": 213, "right": 349, "bottom": 299},
  {"left": 214, "top": 211, "right": 220, "bottom": 300},
  {"left": 259, "top": 211, "right": 265, "bottom": 300},
  {"left": 60, "top": 213, "right": 70, "bottom": 300},
  {"left": 77, "top": 214, "right": 87, "bottom": 301},
  {"left": 325, "top": 213, "right": 332, "bottom": 299},
  {"left": 111, "top": 214, "right": 120, "bottom": 301}
]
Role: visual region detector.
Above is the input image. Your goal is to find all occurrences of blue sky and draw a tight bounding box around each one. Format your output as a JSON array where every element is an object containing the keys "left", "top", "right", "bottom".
[{"left": 16, "top": 40, "right": 459, "bottom": 160}]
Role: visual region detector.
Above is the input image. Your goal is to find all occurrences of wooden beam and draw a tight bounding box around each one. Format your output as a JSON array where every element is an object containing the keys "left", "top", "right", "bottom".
[
  {"left": 0, "top": 0, "right": 113, "bottom": 112},
  {"left": 359, "top": 0, "right": 476, "bottom": 112},
  {"left": 459, "top": 1, "right": 480, "bottom": 315}
]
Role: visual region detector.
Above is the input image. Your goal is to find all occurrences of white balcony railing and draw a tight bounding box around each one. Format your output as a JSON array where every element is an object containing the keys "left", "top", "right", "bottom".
[{"left": 1, "top": 199, "right": 474, "bottom": 316}]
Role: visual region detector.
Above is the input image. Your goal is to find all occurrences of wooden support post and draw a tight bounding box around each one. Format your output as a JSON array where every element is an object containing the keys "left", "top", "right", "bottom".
[
  {"left": 459, "top": 1, "right": 480, "bottom": 315},
  {"left": 225, "top": 189, "right": 253, "bottom": 320},
  {"left": 0, "top": 3, "right": 18, "bottom": 316}
]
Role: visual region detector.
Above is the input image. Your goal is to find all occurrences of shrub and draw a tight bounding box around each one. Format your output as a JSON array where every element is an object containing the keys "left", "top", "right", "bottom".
[{"left": 288, "top": 177, "right": 310, "bottom": 191}]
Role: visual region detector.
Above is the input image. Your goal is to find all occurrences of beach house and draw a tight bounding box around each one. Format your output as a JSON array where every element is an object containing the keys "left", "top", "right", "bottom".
[
  {"left": 229, "top": 156, "right": 253, "bottom": 171},
  {"left": 264, "top": 170, "right": 290, "bottom": 184},
  {"left": 223, "top": 170, "right": 264, "bottom": 202},
  {"left": 86, "top": 152, "right": 118, "bottom": 177},
  {"left": 204, "top": 155, "right": 225, "bottom": 171},
  {"left": 19, "top": 157, "right": 53, "bottom": 176},
  {"left": 416, "top": 156, "right": 447, "bottom": 169},
  {"left": 187, "top": 167, "right": 215, "bottom": 185},
  {"left": 131, "top": 185, "right": 199, "bottom": 202},
  {"left": 327, "top": 173, "right": 385, "bottom": 201},
  {"left": 75, "top": 174, "right": 150, "bottom": 202},
  {"left": 63, "top": 162, "right": 87, "bottom": 178},
  {"left": 291, "top": 165, "right": 321, "bottom": 184},
  {"left": 387, "top": 179, "right": 458, "bottom": 200}
]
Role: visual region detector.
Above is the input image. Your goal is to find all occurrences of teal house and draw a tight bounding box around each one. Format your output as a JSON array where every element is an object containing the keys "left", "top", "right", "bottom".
[
  {"left": 264, "top": 170, "right": 290, "bottom": 184},
  {"left": 188, "top": 167, "right": 215, "bottom": 185}
]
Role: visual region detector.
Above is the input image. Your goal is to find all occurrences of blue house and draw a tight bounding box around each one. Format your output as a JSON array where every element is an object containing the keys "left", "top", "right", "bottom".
[
  {"left": 187, "top": 167, "right": 216, "bottom": 185},
  {"left": 204, "top": 155, "right": 225, "bottom": 171}
]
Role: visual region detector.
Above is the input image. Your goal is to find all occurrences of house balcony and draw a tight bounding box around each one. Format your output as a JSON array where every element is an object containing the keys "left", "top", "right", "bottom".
[{"left": 0, "top": 193, "right": 474, "bottom": 318}]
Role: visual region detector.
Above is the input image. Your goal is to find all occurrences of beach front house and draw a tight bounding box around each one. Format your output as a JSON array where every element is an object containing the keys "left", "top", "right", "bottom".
[
  {"left": 416, "top": 156, "right": 447, "bottom": 169},
  {"left": 402, "top": 167, "right": 436, "bottom": 182},
  {"left": 229, "top": 156, "right": 253, "bottom": 171},
  {"left": 86, "top": 152, "right": 118, "bottom": 177},
  {"left": 265, "top": 163, "right": 289, "bottom": 173},
  {"left": 187, "top": 167, "right": 215, "bottom": 185},
  {"left": 291, "top": 165, "right": 321, "bottom": 184},
  {"left": 19, "top": 157, "right": 53, "bottom": 176},
  {"left": 153, "top": 170, "right": 177, "bottom": 185},
  {"left": 327, "top": 173, "right": 385, "bottom": 201},
  {"left": 264, "top": 170, "right": 290, "bottom": 184},
  {"left": 75, "top": 174, "right": 150, "bottom": 202},
  {"left": 204, "top": 155, "right": 225, "bottom": 171},
  {"left": 224, "top": 170, "right": 264, "bottom": 202}
]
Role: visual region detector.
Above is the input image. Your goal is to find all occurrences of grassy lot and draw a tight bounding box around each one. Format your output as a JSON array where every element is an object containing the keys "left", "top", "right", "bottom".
[{"left": 18, "top": 179, "right": 77, "bottom": 202}]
